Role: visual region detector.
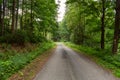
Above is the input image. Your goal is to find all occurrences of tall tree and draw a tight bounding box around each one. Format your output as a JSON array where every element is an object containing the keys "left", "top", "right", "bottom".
[
  {"left": 15, "top": 0, "right": 19, "bottom": 29},
  {"left": 1, "top": 0, "right": 5, "bottom": 35},
  {"left": 30, "top": 0, "right": 33, "bottom": 31},
  {"left": 0, "top": 3, "right": 2, "bottom": 35},
  {"left": 20, "top": 0, "right": 24, "bottom": 29},
  {"left": 101, "top": 0, "right": 105, "bottom": 49},
  {"left": 11, "top": 0, "right": 16, "bottom": 33},
  {"left": 112, "top": 0, "right": 120, "bottom": 54}
]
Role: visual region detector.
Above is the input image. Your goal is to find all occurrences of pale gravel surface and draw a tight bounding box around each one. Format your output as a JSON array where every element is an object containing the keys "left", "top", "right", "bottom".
[{"left": 34, "top": 43, "right": 119, "bottom": 80}]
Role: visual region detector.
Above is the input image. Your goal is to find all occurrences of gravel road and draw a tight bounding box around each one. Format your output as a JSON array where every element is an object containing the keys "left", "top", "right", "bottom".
[{"left": 34, "top": 43, "right": 119, "bottom": 80}]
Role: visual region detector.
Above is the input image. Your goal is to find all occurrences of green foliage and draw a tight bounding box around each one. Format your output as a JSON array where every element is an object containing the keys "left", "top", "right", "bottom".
[
  {"left": 0, "top": 29, "right": 49, "bottom": 44},
  {"left": 55, "top": 21, "right": 70, "bottom": 41},
  {"left": 62, "top": 0, "right": 115, "bottom": 49},
  {"left": 12, "top": 30, "right": 29, "bottom": 44},
  {"left": 65, "top": 42, "right": 120, "bottom": 77},
  {"left": 0, "top": 42, "right": 55, "bottom": 80},
  {"left": 0, "top": 0, "right": 58, "bottom": 44},
  {"left": 0, "top": 0, "right": 58, "bottom": 79},
  {"left": 0, "top": 30, "right": 29, "bottom": 44}
]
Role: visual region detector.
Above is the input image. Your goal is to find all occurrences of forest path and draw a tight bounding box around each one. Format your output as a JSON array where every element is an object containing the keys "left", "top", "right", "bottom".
[{"left": 34, "top": 43, "right": 118, "bottom": 80}]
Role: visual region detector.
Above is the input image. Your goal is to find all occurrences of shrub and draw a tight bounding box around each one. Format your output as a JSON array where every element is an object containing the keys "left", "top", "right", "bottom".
[
  {"left": 0, "top": 30, "right": 29, "bottom": 44},
  {"left": 12, "top": 30, "right": 29, "bottom": 44},
  {"left": 28, "top": 34, "right": 47, "bottom": 43}
]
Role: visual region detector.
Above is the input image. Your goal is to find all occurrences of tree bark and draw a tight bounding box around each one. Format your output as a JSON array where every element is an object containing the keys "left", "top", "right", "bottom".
[
  {"left": 112, "top": 0, "right": 120, "bottom": 54},
  {"left": 0, "top": 0, "right": 5, "bottom": 36},
  {"left": 15, "top": 0, "right": 19, "bottom": 29},
  {"left": 11, "top": 0, "right": 16, "bottom": 33},
  {"left": 101, "top": 0, "right": 105, "bottom": 49},
  {"left": 31, "top": 0, "right": 33, "bottom": 31},
  {"left": 0, "top": 4, "right": 2, "bottom": 36}
]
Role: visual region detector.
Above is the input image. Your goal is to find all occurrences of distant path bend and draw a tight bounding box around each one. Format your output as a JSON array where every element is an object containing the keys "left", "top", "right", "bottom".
[{"left": 34, "top": 43, "right": 119, "bottom": 80}]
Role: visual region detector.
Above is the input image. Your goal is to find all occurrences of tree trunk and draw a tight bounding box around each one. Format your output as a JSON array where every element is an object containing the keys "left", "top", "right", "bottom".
[
  {"left": 11, "top": 0, "right": 16, "bottom": 33},
  {"left": 112, "top": 0, "right": 120, "bottom": 54},
  {"left": 20, "top": 0, "right": 24, "bottom": 30},
  {"left": 1, "top": 0, "right": 5, "bottom": 36},
  {"left": 15, "top": 0, "right": 19, "bottom": 29},
  {"left": 7, "top": 0, "right": 11, "bottom": 31},
  {"left": 31, "top": 0, "right": 33, "bottom": 31},
  {"left": 101, "top": 0, "right": 105, "bottom": 49},
  {"left": 0, "top": 4, "right": 2, "bottom": 36}
]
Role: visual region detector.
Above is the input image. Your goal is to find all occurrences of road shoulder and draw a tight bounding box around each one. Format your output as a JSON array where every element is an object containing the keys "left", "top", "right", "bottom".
[
  {"left": 8, "top": 47, "right": 56, "bottom": 80},
  {"left": 64, "top": 44, "right": 120, "bottom": 80}
]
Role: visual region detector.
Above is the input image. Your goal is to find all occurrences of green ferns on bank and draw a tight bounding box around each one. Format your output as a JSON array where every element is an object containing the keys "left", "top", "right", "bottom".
[
  {"left": 0, "top": 42, "right": 55, "bottom": 80},
  {"left": 65, "top": 42, "right": 120, "bottom": 77}
]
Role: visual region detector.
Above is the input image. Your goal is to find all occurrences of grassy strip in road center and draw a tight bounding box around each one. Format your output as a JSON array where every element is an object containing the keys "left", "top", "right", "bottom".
[{"left": 65, "top": 42, "right": 120, "bottom": 78}]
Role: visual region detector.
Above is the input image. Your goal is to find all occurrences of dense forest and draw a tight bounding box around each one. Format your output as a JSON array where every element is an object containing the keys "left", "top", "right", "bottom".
[
  {"left": 58, "top": 0, "right": 120, "bottom": 54},
  {"left": 1, "top": 0, "right": 120, "bottom": 79},
  {"left": 60, "top": 0, "right": 120, "bottom": 77},
  {"left": 0, "top": 0, "right": 120, "bottom": 54},
  {"left": 0, "top": 0, "right": 57, "bottom": 79},
  {"left": 0, "top": 0, "right": 58, "bottom": 44}
]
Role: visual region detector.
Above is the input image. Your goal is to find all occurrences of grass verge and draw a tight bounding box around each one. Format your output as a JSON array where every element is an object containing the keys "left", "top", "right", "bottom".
[
  {"left": 65, "top": 42, "right": 120, "bottom": 78},
  {"left": 9, "top": 46, "right": 56, "bottom": 80},
  {"left": 0, "top": 42, "right": 55, "bottom": 80}
]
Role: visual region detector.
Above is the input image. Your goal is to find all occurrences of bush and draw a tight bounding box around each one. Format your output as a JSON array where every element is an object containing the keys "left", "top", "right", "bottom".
[
  {"left": 0, "top": 30, "right": 48, "bottom": 44},
  {"left": 12, "top": 30, "right": 29, "bottom": 44},
  {"left": 0, "top": 30, "right": 29, "bottom": 44},
  {"left": 28, "top": 33, "right": 47, "bottom": 43}
]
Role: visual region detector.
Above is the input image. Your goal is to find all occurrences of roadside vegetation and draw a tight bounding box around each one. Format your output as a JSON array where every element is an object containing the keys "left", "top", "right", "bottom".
[
  {"left": 1, "top": 0, "right": 120, "bottom": 79},
  {"left": 0, "top": 0, "right": 57, "bottom": 80},
  {"left": 0, "top": 42, "right": 55, "bottom": 80},
  {"left": 57, "top": 0, "right": 120, "bottom": 54},
  {"left": 56, "top": 0, "right": 120, "bottom": 78},
  {"left": 9, "top": 45, "right": 56, "bottom": 80},
  {"left": 65, "top": 42, "right": 120, "bottom": 77}
]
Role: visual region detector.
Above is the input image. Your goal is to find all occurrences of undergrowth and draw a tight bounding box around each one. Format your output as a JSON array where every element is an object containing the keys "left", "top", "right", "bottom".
[
  {"left": 65, "top": 42, "right": 120, "bottom": 78},
  {"left": 0, "top": 42, "right": 55, "bottom": 80}
]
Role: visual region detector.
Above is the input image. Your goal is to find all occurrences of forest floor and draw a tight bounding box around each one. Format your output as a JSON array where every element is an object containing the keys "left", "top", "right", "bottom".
[{"left": 8, "top": 46, "right": 56, "bottom": 80}]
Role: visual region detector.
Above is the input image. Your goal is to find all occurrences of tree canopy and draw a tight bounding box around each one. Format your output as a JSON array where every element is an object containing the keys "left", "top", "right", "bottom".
[
  {"left": 58, "top": 0, "right": 120, "bottom": 54},
  {"left": 0, "top": 0, "right": 58, "bottom": 43}
]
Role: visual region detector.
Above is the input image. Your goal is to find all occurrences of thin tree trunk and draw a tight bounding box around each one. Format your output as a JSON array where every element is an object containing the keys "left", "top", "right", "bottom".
[
  {"left": 1, "top": 0, "right": 5, "bottom": 35},
  {"left": 101, "top": 0, "right": 105, "bottom": 49},
  {"left": 24, "top": 3, "right": 27, "bottom": 27},
  {"left": 7, "top": 0, "right": 11, "bottom": 31},
  {"left": 20, "top": 0, "right": 24, "bottom": 29},
  {"left": 11, "top": 0, "right": 16, "bottom": 33},
  {"left": 31, "top": 0, "right": 33, "bottom": 31},
  {"left": 15, "top": 0, "right": 19, "bottom": 29},
  {"left": 112, "top": 0, "right": 120, "bottom": 54},
  {"left": 0, "top": 4, "right": 2, "bottom": 36}
]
